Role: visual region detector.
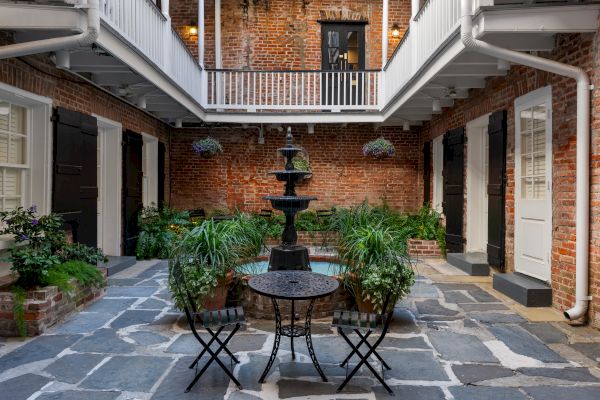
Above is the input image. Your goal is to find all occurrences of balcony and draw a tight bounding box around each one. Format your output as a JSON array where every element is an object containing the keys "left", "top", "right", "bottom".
[{"left": 1, "top": 0, "right": 599, "bottom": 125}]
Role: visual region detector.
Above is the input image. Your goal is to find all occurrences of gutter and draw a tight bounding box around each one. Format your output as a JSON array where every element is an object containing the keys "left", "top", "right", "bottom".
[
  {"left": 0, "top": 0, "right": 99, "bottom": 60},
  {"left": 461, "top": 0, "right": 591, "bottom": 320}
]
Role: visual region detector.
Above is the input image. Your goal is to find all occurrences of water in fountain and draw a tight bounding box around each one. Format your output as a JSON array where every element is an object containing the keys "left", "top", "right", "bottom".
[{"left": 264, "top": 126, "right": 317, "bottom": 271}]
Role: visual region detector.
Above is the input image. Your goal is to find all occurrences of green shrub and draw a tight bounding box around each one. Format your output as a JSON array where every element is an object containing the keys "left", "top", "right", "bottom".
[
  {"left": 400, "top": 206, "right": 446, "bottom": 255},
  {"left": 136, "top": 205, "right": 191, "bottom": 259},
  {"left": 43, "top": 260, "right": 105, "bottom": 294},
  {"left": 58, "top": 242, "right": 107, "bottom": 265}
]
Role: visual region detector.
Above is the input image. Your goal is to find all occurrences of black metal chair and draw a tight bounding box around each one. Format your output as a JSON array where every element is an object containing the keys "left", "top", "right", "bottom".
[
  {"left": 259, "top": 209, "right": 273, "bottom": 218},
  {"left": 316, "top": 208, "right": 335, "bottom": 222},
  {"left": 332, "top": 294, "right": 395, "bottom": 394},
  {"left": 188, "top": 208, "right": 206, "bottom": 223},
  {"left": 171, "top": 263, "right": 245, "bottom": 392}
]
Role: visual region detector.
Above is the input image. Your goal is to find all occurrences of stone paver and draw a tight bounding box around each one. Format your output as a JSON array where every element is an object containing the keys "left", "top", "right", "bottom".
[{"left": 1, "top": 258, "right": 600, "bottom": 400}]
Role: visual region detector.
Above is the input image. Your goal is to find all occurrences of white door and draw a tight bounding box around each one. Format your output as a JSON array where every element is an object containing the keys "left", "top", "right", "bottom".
[
  {"left": 432, "top": 136, "right": 444, "bottom": 213},
  {"left": 515, "top": 86, "right": 552, "bottom": 282},
  {"left": 466, "top": 114, "right": 490, "bottom": 253}
]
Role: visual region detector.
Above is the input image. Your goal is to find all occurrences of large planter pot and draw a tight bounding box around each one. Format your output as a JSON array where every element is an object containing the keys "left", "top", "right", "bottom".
[
  {"left": 202, "top": 271, "right": 233, "bottom": 311},
  {"left": 0, "top": 270, "right": 107, "bottom": 337},
  {"left": 354, "top": 285, "right": 377, "bottom": 314}
]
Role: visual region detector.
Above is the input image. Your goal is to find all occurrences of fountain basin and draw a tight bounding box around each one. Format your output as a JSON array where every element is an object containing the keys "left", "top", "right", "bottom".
[
  {"left": 268, "top": 170, "right": 313, "bottom": 182},
  {"left": 264, "top": 195, "right": 316, "bottom": 213}
]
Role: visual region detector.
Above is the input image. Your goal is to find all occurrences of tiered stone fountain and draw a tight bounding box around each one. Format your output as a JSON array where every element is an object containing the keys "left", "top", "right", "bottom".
[{"left": 265, "top": 127, "right": 316, "bottom": 270}]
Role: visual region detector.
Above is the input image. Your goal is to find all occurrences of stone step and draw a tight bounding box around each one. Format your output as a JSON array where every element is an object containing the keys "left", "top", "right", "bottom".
[
  {"left": 100, "top": 256, "right": 137, "bottom": 276},
  {"left": 447, "top": 252, "right": 490, "bottom": 276},
  {"left": 493, "top": 272, "right": 552, "bottom": 307}
]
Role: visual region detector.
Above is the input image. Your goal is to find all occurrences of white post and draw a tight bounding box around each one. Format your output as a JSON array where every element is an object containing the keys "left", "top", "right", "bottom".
[
  {"left": 160, "top": 0, "right": 170, "bottom": 16},
  {"left": 411, "top": 0, "right": 420, "bottom": 18},
  {"left": 382, "top": 0, "right": 388, "bottom": 68},
  {"left": 199, "top": 0, "right": 205, "bottom": 67},
  {"left": 215, "top": 0, "right": 222, "bottom": 68}
]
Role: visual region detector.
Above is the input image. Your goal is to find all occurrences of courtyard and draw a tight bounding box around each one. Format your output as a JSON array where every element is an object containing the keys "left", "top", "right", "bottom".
[{"left": 1, "top": 257, "right": 599, "bottom": 400}]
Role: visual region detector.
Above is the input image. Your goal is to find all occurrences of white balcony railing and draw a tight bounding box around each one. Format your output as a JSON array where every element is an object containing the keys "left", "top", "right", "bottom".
[
  {"left": 99, "top": 0, "right": 203, "bottom": 103},
  {"left": 205, "top": 70, "right": 381, "bottom": 111}
]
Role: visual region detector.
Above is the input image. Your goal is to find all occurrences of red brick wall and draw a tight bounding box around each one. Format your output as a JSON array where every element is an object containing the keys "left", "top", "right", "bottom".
[
  {"left": 419, "top": 32, "right": 600, "bottom": 327},
  {"left": 170, "top": 0, "right": 412, "bottom": 69},
  {"left": 169, "top": 125, "right": 421, "bottom": 212},
  {"left": 0, "top": 49, "right": 171, "bottom": 198}
]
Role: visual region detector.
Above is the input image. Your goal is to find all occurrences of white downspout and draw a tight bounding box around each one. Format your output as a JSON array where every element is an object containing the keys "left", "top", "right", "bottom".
[
  {"left": 461, "top": 0, "right": 591, "bottom": 320},
  {"left": 0, "top": 0, "right": 99, "bottom": 60}
]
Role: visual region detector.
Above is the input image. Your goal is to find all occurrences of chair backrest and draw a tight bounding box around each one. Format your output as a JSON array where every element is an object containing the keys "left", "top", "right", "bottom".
[
  {"left": 189, "top": 208, "right": 206, "bottom": 219},
  {"left": 259, "top": 209, "right": 273, "bottom": 218},
  {"left": 170, "top": 259, "right": 198, "bottom": 317},
  {"left": 378, "top": 292, "right": 396, "bottom": 339}
]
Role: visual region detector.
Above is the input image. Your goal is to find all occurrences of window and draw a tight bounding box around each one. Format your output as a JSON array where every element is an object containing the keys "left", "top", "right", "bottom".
[
  {"left": 519, "top": 104, "right": 547, "bottom": 200},
  {"left": 0, "top": 101, "right": 28, "bottom": 211}
]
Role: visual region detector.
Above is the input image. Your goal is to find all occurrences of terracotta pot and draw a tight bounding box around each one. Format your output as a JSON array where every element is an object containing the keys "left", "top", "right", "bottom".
[
  {"left": 202, "top": 271, "right": 233, "bottom": 311},
  {"left": 354, "top": 285, "right": 377, "bottom": 314}
]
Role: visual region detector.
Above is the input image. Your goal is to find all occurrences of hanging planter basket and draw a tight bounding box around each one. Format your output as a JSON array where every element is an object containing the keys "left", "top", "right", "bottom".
[
  {"left": 192, "top": 137, "right": 223, "bottom": 159},
  {"left": 362, "top": 137, "right": 396, "bottom": 159}
]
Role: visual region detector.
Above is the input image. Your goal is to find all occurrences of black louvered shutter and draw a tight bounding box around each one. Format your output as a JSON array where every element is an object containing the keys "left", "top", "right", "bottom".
[
  {"left": 122, "top": 130, "right": 144, "bottom": 256},
  {"left": 423, "top": 141, "right": 431, "bottom": 206},
  {"left": 158, "top": 141, "right": 166, "bottom": 208},
  {"left": 487, "top": 110, "right": 507, "bottom": 270},
  {"left": 52, "top": 107, "right": 98, "bottom": 247},
  {"left": 442, "top": 127, "right": 465, "bottom": 253}
]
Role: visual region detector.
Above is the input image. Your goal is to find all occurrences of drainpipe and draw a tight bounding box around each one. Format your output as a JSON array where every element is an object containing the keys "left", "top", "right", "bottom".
[
  {"left": 0, "top": 0, "right": 99, "bottom": 60},
  {"left": 461, "top": 0, "right": 591, "bottom": 320}
]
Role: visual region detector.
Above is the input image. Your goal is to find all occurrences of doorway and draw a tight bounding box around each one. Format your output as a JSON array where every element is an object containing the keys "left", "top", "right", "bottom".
[
  {"left": 320, "top": 22, "right": 366, "bottom": 106},
  {"left": 466, "top": 113, "right": 490, "bottom": 253},
  {"left": 95, "top": 115, "right": 122, "bottom": 256},
  {"left": 514, "top": 86, "right": 552, "bottom": 282}
]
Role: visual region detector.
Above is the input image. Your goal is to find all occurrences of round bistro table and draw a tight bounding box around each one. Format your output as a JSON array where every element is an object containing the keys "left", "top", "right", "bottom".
[{"left": 248, "top": 270, "right": 339, "bottom": 383}]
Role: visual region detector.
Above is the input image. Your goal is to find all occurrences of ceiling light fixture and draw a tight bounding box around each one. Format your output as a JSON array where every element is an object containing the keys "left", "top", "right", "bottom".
[{"left": 432, "top": 99, "right": 442, "bottom": 113}]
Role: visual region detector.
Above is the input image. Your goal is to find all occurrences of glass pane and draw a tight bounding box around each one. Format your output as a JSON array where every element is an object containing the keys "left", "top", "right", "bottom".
[
  {"left": 3, "top": 197, "right": 20, "bottom": 211},
  {"left": 533, "top": 154, "right": 545, "bottom": 176},
  {"left": 520, "top": 108, "right": 533, "bottom": 133},
  {"left": 3, "top": 168, "right": 21, "bottom": 196},
  {"left": 533, "top": 129, "right": 545, "bottom": 153},
  {"left": 0, "top": 102, "right": 9, "bottom": 131},
  {"left": 10, "top": 136, "right": 25, "bottom": 164},
  {"left": 328, "top": 31, "right": 339, "bottom": 47},
  {"left": 533, "top": 177, "right": 545, "bottom": 200},
  {"left": 0, "top": 132, "right": 8, "bottom": 163},
  {"left": 521, "top": 132, "right": 532, "bottom": 155},
  {"left": 521, "top": 178, "right": 532, "bottom": 199},
  {"left": 522, "top": 154, "right": 532, "bottom": 177},
  {"left": 10, "top": 104, "right": 26, "bottom": 134},
  {"left": 533, "top": 104, "right": 546, "bottom": 131},
  {"left": 328, "top": 47, "right": 339, "bottom": 65}
]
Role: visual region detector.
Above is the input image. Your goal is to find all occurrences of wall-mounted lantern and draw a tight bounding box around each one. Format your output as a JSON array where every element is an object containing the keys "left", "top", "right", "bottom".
[
  {"left": 391, "top": 23, "right": 401, "bottom": 38},
  {"left": 189, "top": 20, "right": 198, "bottom": 36}
]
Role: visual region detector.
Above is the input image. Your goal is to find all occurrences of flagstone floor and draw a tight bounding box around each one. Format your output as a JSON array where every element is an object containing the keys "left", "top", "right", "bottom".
[{"left": 1, "top": 259, "right": 600, "bottom": 400}]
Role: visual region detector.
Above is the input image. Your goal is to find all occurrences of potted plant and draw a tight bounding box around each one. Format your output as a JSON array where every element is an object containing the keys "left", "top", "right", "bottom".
[
  {"left": 362, "top": 137, "right": 396, "bottom": 159},
  {"left": 169, "top": 213, "right": 265, "bottom": 311},
  {"left": 136, "top": 205, "right": 191, "bottom": 260},
  {"left": 192, "top": 137, "right": 224, "bottom": 158},
  {"left": 333, "top": 203, "right": 415, "bottom": 313},
  {"left": 403, "top": 206, "right": 446, "bottom": 257}
]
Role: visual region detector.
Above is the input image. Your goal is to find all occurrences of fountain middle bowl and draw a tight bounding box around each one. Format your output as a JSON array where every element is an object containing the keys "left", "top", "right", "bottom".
[
  {"left": 268, "top": 170, "right": 312, "bottom": 182},
  {"left": 264, "top": 195, "right": 317, "bottom": 213}
]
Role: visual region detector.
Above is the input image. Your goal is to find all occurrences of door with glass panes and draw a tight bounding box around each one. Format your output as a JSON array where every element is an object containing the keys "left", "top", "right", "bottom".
[{"left": 321, "top": 23, "right": 365, "bottom": 107}]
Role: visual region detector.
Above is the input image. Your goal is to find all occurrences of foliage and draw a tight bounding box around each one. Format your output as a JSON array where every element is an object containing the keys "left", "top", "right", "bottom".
[
  {"left": 136, "top": 205, "right": 191, "bottom": 259},
  {"left": 292, "top": 156, "right": 311, "bottom": 172},
  {"left": 399, "top": 206, "right": 446, "bottom": 255},
  {"left": 362, "top": 137, "right": 396, "bottom": 158},
  {"left": 58, "top": 243, "right": 108, "bottom": 265},
  {"left": 169, "top": 213, "right": 265, "bottom": 310},
  {"left": 42, "top": 261, "right": 105, "bottom": 295},
  {"left": 192, "top": 137, "right": 223, "bottom": 158},
  {"left": 0, "top": 206, "right": 67, "bottom": 251},
  {"left": 11, "top": 286, "right": 26, "bottom": 337},
  {"left": 255, "top": 211, "right": 330, "bottom": 239},
  {"left": 332, "top": 202, "right": 415, "bottom": 312},
  {"left": 8, "top": 246, "right": 62, "bottom": 288}
]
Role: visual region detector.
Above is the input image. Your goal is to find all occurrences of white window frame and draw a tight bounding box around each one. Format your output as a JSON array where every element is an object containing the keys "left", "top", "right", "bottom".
[
  {"left": 141, "top": 133, "right": 159, "bottom": 207},
  {"left": 432, "top": 135, "right": 444, "bottom": 213},
  {"left": 0, "top": 82, "right": 52, "bottom": 250}
]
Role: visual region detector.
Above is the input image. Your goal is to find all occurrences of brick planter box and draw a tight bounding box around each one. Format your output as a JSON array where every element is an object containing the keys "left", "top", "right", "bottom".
[
  {"left": 266, "top": 231, "right": 339, "bottom": 247},
  {"left": 407, "top": 239, "right": 443, "bottom": 258},
  {"left": 0, "top": 270, "right": 107, "bottom": 337}
]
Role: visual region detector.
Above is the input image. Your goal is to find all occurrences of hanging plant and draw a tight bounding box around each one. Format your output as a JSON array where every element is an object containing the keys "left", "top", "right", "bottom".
[
  {"left": 362, "top": 137, "right": 396, "bottom": 159},
  {"left": 192, "top": 137, "right": 223, "bottom": 158}
]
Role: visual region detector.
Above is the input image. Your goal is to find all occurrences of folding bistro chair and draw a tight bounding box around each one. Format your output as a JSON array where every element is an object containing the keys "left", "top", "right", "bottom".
[
  {"left": 259, "top": 209, "right": 273, "bottom": 218},
  {"left": 332, "top": 294, "right": 395, "bottom": 395},
  {"left": 171, "top": 262, "right": 246, "bottom": 392}
]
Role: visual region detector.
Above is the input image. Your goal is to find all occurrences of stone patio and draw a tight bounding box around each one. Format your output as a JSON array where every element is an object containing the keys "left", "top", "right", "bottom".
[{"left": 0, "top": 259, "right": 599, "bottom": 400}]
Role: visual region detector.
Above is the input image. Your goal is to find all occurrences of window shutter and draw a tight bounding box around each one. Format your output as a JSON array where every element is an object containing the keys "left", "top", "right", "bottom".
[
  {"left": 122, "top": 130, "right": 144, "bottom": 256},
  {"left": 487, "top": 110, "right": 507, "bottom": 270},
  {"left": 423, "top": 141, "right": 431, "bottom": 206},
  {"left": 443, "top": 127, "right": 465, "bottom": 254}
]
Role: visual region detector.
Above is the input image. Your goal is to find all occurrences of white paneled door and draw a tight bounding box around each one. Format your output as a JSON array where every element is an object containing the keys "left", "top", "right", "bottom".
[{"left": 514, "top": 86, "right": 552, "bottom": 282}]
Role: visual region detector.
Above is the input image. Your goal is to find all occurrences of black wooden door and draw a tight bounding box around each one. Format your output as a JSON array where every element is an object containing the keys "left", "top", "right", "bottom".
[
  {"left": 442, "top": 127, "right": 465, "bottom": 253},
  {"left": 122, "top": 130, "right": 144, "bottom": 256},
  {"left": 423, "top": 141, "right": 431, "bottom": 206},
  {"left": 52, "top": 107, "right": 98, "bottom": 247},
  {"left": 487, "top": 110, "right": 507, "bottom": 270},
  {"left": 157, "top": 141, "right": 166, "bottom": 208},
  {"left": 321, "top": 22, "right": 365, "bottom": 106}
]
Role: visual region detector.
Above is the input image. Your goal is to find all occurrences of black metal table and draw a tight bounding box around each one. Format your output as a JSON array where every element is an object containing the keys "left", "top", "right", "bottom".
[{"left": 248, "top": 271, "right": 339, "bottom": 383}]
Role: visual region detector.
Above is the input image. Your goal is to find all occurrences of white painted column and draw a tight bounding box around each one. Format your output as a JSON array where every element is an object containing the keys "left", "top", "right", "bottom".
[
  {"left": 215, "top": 0, "right": 222, "bottom": 68},
  {"left": 160, "top": 0, "right": 170, "bottom": 16},
  {"left": 382, "top": 0, "right": 388, "bottom": 67},
  {"left": 199, "top": 0, "right": 205, "bottom": 66},
  {"left": 411, "top": 0, "right": 420, "bottom": 18}
]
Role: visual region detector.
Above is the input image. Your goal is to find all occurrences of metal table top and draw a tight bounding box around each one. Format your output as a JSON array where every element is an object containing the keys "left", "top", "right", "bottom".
[{"left": 248, "top": 271, "right": 339, "bottom": 300}]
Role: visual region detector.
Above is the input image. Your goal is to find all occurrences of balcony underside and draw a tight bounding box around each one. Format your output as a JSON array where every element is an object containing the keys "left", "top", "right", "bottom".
[{"left": 0, "top": 2, "right": 599, "bottom": 126}]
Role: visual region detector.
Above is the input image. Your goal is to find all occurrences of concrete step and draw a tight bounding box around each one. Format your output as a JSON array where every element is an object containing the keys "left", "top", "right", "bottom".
[
  {"left": 100, "top": 256, "right": 137, "bottom": 276},
  {"left": 447, "top": 252, "right": 490, "bottom": 276},
  {"left": 493, "top": 272, "right": 552, "bottom": 307}
]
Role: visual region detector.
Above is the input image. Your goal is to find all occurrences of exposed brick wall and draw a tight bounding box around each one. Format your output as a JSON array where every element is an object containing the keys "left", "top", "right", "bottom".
[
  {"left": 0, "top": 46, "right": 171, "bottom": 200},
  {"left": 169, "top": 125, "right": 421, "bottom": 212},
  {"left": 407, "top": 239, "right": 442, "bottom": 258},
  {"left": 170, "top": 0, "right": 412, "bottom": 69},
  {"left": 419, "top": 32, "right": 600, "bottom": 327}
]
